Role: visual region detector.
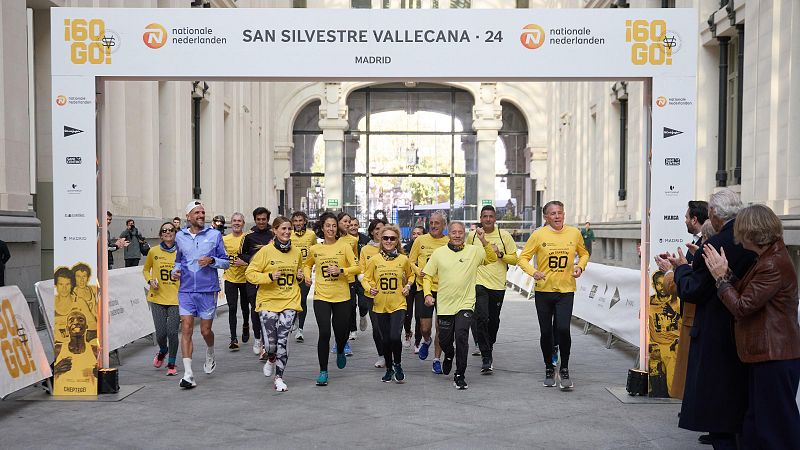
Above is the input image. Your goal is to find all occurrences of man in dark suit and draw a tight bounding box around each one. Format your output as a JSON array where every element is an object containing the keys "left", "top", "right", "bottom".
[
  {"left": 684, "top": 200, "right": 708, "bottom": 264},
  {"left": 665, "top": 189, "right": 756, "bottom": 449}
]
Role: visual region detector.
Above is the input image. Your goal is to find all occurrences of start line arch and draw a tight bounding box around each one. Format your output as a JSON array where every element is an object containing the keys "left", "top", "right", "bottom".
[{"left": 50, "top": 7, "right": 697, "bottom": 392}]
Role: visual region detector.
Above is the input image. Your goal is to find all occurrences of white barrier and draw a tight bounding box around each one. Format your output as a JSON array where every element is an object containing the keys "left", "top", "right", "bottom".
[
  {"left": 506, "top": 261, "right": 640, "bottom": 347},
  {"left": 36, "top": 267, "right": 155, "bottom": 352},
  {"left": 0, "top": 286, "right": 52, "bottom": 398}
]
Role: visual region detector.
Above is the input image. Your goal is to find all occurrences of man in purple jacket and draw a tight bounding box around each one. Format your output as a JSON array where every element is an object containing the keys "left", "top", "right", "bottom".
[{"left": 172, "top": 200, "right": 230, "bottom": 389}]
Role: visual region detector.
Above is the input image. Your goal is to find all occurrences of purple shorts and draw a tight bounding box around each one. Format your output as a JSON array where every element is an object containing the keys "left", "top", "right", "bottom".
[{"left": 178, "top": 292, "right": 217, "bottom": 320}]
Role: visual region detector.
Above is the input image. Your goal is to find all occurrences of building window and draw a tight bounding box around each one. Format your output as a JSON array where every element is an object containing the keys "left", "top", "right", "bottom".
[
  {"left": 450, "top": 0, "right": 470, "bottom": 8},
  {"left": 292, "top": 0, "right": 307, "bottom": 7},
  {"left": 516, "top": 0, "right": 529, "bottom": 7},
  {"left": 352, "top": 0, "right": 371, "bottom": 8},
  {"left": 726, "top": 32, "right": 742, "bottom": 185}
]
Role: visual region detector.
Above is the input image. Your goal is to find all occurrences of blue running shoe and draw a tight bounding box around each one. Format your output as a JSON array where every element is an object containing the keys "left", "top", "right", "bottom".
[
  {"left": 393, "top": 364, "right": 405, "bottom": 383},
  {"left": 418, "top": 340, "right": 430, "bottom": 360},
  {"left": 344, "top": 342, "right": 353, "bottom": 356},
  {"left": 316, "top": 370, "right": 329, "bottom": 386},
  {"left": 337, "top": 352, "right": 347, "bottom": 369},
  {"left": 432, "top": 359, "right": 443, "bottom": 374}
]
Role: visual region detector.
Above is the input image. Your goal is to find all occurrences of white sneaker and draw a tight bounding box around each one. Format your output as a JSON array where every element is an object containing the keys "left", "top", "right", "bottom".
[
  {"left": 359, "top": 315, "right": 368, "bottom": 331},
  {"left": 274, "top": 377, "right": 288, "bottom": 392},
  {"left": 203, "top": 351, "right": 216, "bottom": 374},
  {"left": 295, "top": 329, "right": 304, "bottom": 342},
  {"left": 263, "top": 358, "right": 275, "bottom": 377},
  {"left": 253, "top": 339, "right": 263, "bottom": 355},
  {"left": 349, "top": 331, "right": 357, "bottom": 341},
  {"left": 374, "top": 358, "right": 386, "bottom": 368},
  {"left": 414, "top": 344, "right": 420, "bottom": 354},
  {"left": 403, "top": 334, "right": 412, "bottom": 349},
  {"left": 179, "top": 375, "right": 197, "bottom": 389}
]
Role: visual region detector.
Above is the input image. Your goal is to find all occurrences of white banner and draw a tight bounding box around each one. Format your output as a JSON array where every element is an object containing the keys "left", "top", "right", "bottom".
[
  {"left": 507, "top": 262, "right": 640, "bottom": 346},
  {"left": 37, "top": 267, "right": 154, "bottom": 352},
  {"left": 0, "top": 286, "right": 52, "bottom": 398},
  {"left": 51, "top": 8, "right": 696, "bottom": 79}
]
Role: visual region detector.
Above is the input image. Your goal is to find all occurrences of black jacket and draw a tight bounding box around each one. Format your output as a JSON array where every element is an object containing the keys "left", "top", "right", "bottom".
[
  {"left": 674, "top": 219, "right": 756, "bottom": 433},
  {"left": 239, "top": 226, "right": 274, "bottom": 263}
]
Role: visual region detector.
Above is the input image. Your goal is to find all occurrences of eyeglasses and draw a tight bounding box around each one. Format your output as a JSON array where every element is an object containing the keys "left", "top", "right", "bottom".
[
  {"left": 160, "top": 228, "right": 176, "bottom": 234},
  {"left": 382, "top": 236, "right": 398, "bottom": 241}
]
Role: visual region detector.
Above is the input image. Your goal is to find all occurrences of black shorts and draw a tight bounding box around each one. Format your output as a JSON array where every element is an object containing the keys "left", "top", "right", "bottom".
[{"left": 415, "top": 290, "right": 436, "bottom": 319}]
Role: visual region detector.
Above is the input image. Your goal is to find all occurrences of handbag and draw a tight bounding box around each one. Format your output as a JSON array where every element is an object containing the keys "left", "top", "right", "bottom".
[{"left": 139, "top": 239, "right": 151, "bottom": 256}]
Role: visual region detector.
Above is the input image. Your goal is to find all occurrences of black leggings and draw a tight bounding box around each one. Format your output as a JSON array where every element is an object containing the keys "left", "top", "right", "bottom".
[
  {"left": 404, "top": 285, "right": 421, "bottom": 342},
  {"left": 535, "top": 292, "right": 574, "bottom": 369},
  {"left": 298, "top": 283, "right": 310, "bottom": 329},
  {"left": 378, "top": 310, "right": 405, "bottom": 367},
  {"left": 245, "top": 283, "right": 261, "bottom": 339},
  {"left": 224, "top": 281, "right": 248, "bottom": 338},
  {"left": 313, "top": 300, "right": 351, "bottom": 371},
  {"left": 348, "top": 283, "right": 358, "bottom": 332}
]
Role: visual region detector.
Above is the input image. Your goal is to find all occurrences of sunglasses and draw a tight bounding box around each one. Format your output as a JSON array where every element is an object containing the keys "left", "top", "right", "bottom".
[
  {"left": 160, "top": 228, "right": 176, "bottom": 234},
  {"left": 382, "top": 236, "right": 398, "bottom": 241}
]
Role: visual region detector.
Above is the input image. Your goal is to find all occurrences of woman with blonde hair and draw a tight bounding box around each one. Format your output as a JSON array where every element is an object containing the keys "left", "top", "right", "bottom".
[
  {"left": 362, "top": 224, "right": 414, "bottom": 383},
  {"left": 704, "top": 204, "right": 800, "bottom": 449}
]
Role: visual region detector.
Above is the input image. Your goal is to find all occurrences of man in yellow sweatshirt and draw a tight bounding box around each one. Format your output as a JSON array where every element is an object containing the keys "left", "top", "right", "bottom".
[
  {"left": 467, "top": 205, "right": 518, "bottom": 374},
  {"left": 422, "top": 221, "right": 497, "bottom": 390},
  {"left": 519, "top": 201, "right": 589, "bottom": 390}
]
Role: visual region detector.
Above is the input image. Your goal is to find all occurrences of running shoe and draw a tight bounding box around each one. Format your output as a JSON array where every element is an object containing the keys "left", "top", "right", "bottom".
[
  {"left": 153, "top": 352, "right": 166, "bottom": 368},
  {"left": 166, "top": 364, "right": 178, "bottom": 376},
  {"left": 253, "top": 339, "right": 263, "bottom": 355},
  {"left": 360, "top": 315, "right": 368, "bottom": 332},
  {"left": 418, "top": 340, "right": 430, "bottom": 360},
  {"left": 263, "top": 356, "right": 276, "bottom": 377},
  {"left": 274, "top": 377, "right": 288, "bottom": 392},
  {"left": 241, "top": 324, "right": 250, "bottom": 343},
  {"left": 344, "top": 342, "right": 353, "bottom": 356},
  {"left": 543, "top": 367, "right": 556, "bottom": 387},
  {"left": 259, "top": 349, "right": 269, "bottom": 361},
  {"left": 295, "top": 329, "right": 304, "bottom": 343},
  {"left": 559, "top": 368, "right": 574, "bottom": 390},
  {"left": 481, "top": 356, "right": 493, "bottom": 375},
  {"left": 316, "top": 370, "right": 329, "bottom": 386},
  {"left": 381, "top": 368, "right": 395, "bottom": 383},
  {"left": 552, "top": 345, "right": 559, "bottom": 367},
  {"left": 453, "top": 374, "right": 468, "bottom": 390},
  {"left": 179, "top": 375, "right": 197, "bottom": 389},
  {"left": 393, "top": 364, "right": 405, "bottom": 383},
  {"left": 337, "top": 352, "right": 347, "bottom": 369},
  {"left": 442, "top": 357, "right": 453, "bottom": 375},
  {"left": 349, "top": 331, "right": 358, "bottom": 341},
  {"left": 229, "top": 338, "right": 239, "bottom": 351},
  {"left": 403, "top": 332, "right": 413, "bottom": 348},
  {"left": 432, "top": 359, "right": 443, "bottom": 375},
  {"left": 374, "top": 358, "right": 386, "bottom": 368},
  {"left": 203, "top": 350, "right": 216, "bottom": 374},
  {"left": 472, "top": 348, "right": 481, "bottom": 357},
  {"left": 414, "top": 343, "right": 420, "bottom": 354}
]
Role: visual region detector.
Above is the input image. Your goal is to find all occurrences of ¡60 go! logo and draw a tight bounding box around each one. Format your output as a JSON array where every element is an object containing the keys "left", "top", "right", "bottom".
[
  {"left": 625, "top": 19, "right": 674, "bottom": 66},
  {"left": 64, "top": 18, "right": 113, "bottom": 65},
  {"left": 0, "top": 298, "right": 38, "bottom": 379}
]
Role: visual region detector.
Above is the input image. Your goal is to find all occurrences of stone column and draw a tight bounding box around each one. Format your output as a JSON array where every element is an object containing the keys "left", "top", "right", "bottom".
[
  {"left": 473, "top": 83, "right": 502, "bottom": 209},
  {"left": 319, "top": 83, "right": 348, "bottom": 210}
]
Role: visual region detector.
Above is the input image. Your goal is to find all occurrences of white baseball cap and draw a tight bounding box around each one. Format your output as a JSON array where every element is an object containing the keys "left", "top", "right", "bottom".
[{"left": 185, "top": 200, "right": 204, "bottom": 215}]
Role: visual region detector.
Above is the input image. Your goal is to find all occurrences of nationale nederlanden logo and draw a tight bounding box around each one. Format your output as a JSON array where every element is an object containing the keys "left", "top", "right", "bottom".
[
  {"left": 520, "top": 24, "right": 546, "bottom": 50},
  {"left": 143, "top": 23, "right": 168, "bottom": 49},
  {"left": 56, "top": 95, "right": 67, "bottom": 106},
  {"left": 655, "top": 96, "right": 667, "bottom": 107}
]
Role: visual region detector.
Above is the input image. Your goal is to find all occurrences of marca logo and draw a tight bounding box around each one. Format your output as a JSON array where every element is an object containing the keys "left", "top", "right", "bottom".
[
  {"left": 663, "top": 127, "right": 683, "bottom": 138},
  {"left": 663, "top": 215, "right": 679, "bottom": 221},
  {"left": 0, "top": 298, "right": 38, "bottom": 379},
  {"left": 64, "top": 18, "right": 115, "bottom": 65},
  {"left": 664, "top": 157, "right": 681, "bottom": 166},
  {"left": 56, "top": 95, "right": 67, "bottom": 106},
  {"left": 64, "top": 126, "right": 84, "bottom": 137},
  {"left": 520, "top": 24, "right": 546, "bottom": 50},
  {"left": 655, "top": 96, "right": 667, "bottom": 107},
  {"left": 626, "top": 19, "right": 673, "bottom": 66},
  {"left": 66, "top": 156, "right": 82, "bottom": 164},
  {"left": 143, "top": 23, "right": 168, "bottom": 49}
]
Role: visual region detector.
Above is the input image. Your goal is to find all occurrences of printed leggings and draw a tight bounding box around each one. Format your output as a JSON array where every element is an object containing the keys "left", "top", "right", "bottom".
[
  {"left": 259, "top": 310, "right": 296, "bottom": 378},
  {"left": 150, "top": 303, "right": 180, "bottom": 361}
]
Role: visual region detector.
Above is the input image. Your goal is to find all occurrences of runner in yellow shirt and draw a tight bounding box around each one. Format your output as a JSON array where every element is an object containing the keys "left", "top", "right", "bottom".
[
  {"left": 422, "top": 222, "right": 497, "bottom": 390},
  {"left": 142, "top": 222, "right": 181, "bottom": 375},
  {"left": 289, "top": 211, "right": 317, "bottom": 342},
  {"left": 518, "top": 200, "right": 589, "bottom": 390},
  {"left": 466, "top": 205, "right": 519, "bottom": 374},
  {"left": 336, "top": 212, "right": 360, "bottom": 343},
  {"left": 303, "top": 212, "right": 360, "bottom": 386},
  {"left": 362, "top": 225, "right": 414, "bottom": 384},
  {"left": 245, "top": 216, "right": 303, "bottom": 392},
  {"left": 222, "top": 212, "right": 248, "bottom": 351}
]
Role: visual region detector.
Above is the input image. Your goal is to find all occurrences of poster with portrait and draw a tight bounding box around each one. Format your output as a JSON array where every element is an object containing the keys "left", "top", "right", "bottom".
[
  {"left": 647, "top": 270, "right": 681, "bottom": 398},
  {"left": 52, "top": 264, "right": 98, "bottom": 396}
]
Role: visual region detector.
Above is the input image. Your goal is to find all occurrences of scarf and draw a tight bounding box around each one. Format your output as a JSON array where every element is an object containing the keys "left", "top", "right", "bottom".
[
  {"left": 380, "top": 249, "right": 399, "bottom": 260},
  {"left": 274, "top": 238, "right": 292, "bottom": 253},
  {"left": 448, "top": 243, "right": 465, "bottom": 252},
  {"left": 160, "top": 242, "right": 177, "bottom": 253},
  {"left": 294, "top": 228, "right": 306, "bottom": 237}
]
